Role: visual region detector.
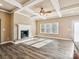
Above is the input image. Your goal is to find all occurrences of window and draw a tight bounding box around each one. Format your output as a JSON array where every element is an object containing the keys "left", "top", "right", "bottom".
[
  {"left": 40, "top": 23, "right": 59, "bottom": 34},
  {"left": 45, "top": 23, "right": 51, "bottom": 33},
  {"left": 40, "top": 24, "right": 46, "bottom": 33},
  {"left": 51, "top": 23, "right": 59, "bottom": 34}
]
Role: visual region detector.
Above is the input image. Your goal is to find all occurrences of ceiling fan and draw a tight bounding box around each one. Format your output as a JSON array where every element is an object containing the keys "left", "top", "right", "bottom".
[{"left": 39, "top": 7, "right": 52, "bottom": 16}]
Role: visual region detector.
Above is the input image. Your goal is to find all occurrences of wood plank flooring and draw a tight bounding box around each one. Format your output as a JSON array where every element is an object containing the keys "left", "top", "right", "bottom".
[{"left": 0, "top": 38, "right": 74, "bottom": 59}]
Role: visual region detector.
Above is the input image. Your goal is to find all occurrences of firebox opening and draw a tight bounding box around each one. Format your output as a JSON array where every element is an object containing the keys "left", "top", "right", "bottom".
[{"left": 21, "top": 30, "right": 29, "bottom": 39}]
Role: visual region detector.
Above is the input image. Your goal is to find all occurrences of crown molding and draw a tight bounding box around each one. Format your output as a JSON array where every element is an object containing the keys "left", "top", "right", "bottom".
[{"left": 0, "top": 9, "right": 11, "bottom": 14}]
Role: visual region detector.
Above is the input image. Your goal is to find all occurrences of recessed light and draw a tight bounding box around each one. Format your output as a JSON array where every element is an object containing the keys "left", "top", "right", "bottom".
[{"left": 0, "top": 3, "right": 3, "bottom": 6}]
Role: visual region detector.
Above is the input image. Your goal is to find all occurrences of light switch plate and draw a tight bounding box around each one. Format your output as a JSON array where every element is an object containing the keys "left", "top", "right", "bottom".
[{"left": 3, "top": 28, "right": 5, "bottom": 31}]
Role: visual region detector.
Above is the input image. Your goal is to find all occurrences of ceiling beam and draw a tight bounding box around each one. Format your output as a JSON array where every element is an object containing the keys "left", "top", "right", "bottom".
[
  {"left": 15, "top": 0, "right": 44, "bottom": 13},
  {"left": 11, "top": 0, "right": 33, "bottom": 13},
  {"left": 4, "top": 0, "right": 22, "bottom": 8},
  {"left": 50, "top": 0, "right": 62, "bottom": 17},
  {"left": 11, "top": 0, "right": 46, "bottom": 19},
  {"left": 26, "top": 0, "right": 44, "bottom": 7}
]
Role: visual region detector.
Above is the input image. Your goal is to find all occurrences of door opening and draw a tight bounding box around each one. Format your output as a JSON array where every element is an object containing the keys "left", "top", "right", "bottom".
[{"left": 74, "top": 22, "right": 79, "bottom": 42}]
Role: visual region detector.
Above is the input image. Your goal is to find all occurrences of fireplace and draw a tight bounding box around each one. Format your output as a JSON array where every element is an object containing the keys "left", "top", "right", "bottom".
[
  {"left": 17, "top": 24, "right": 32, "bottom": 40},
  {"left": 21, "top": 30, "right": 29, "bottom": 39}
]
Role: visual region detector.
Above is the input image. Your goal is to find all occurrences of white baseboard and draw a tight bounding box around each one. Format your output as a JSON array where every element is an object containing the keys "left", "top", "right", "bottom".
[
  {"left": 35, "top": 35, "right": 72, "bottom": 40},
  {"left": 0, "top": 41, "right": 14, "bottom": 45},
  {"left": 3, "top": 36, "right": 71, "bottom": 45}
]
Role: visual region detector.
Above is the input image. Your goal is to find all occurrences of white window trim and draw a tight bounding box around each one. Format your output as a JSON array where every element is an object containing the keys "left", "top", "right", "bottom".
[{"left": 40, "top": 22, "right": 59, "bottom": 34}]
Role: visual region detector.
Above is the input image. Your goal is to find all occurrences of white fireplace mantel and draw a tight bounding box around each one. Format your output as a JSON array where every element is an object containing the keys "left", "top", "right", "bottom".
[{"left": 17, "top": 24, "right": 32, "bottom": 39}]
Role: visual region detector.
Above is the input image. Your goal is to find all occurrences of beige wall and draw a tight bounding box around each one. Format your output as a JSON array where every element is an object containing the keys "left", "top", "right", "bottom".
[
  {"left": 1, "top": 11, "right": 79, "bottom": 42},
  {"left": 0, "top": 11, "right": 11, "bottom": 42},
  {"left": 36, "top": 16, "right": 79, "bottom": 40},
  {"left": 13, "top": 13, "right": 36, "bottom": 40}
]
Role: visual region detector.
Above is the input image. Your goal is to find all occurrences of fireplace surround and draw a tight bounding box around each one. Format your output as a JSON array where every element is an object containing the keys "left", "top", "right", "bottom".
[{"left": 17, "top": 24, "right": 32, "bottom": 40}]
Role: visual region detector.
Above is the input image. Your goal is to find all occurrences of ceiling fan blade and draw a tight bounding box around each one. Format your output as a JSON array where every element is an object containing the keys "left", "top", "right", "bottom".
[
  {"left": 4, "top": 0, "right": 22, "bottom": 8},
  {"left": 45, "top": 11, "right": 52, "bottom": 13}
]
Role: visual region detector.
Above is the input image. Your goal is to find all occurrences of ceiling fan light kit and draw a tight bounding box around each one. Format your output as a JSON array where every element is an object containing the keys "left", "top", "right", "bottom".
[{"left": 39, "top": 7, "right": 52, "bottom": 16}]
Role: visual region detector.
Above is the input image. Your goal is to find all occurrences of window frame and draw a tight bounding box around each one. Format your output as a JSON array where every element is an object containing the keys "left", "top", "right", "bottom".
[{"left": 40, "top": 22, "right": 59, "bottom": 34}]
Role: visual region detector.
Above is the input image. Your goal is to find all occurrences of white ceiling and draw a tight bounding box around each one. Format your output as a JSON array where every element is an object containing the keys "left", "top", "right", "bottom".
[
  {"left": 59, "top": 0, "right": 79, "bottom": 9},
  {"left": 0, "top": 0, "right": 30, "bottom": 12},
  {"left": 29, "top": 0, "right": 79, "bottom": 13},
  {"left": 16, "top": 0, "right": 29, "bottom": 4},
  {"left": 17, "top": 0, "right": 79, "bottom": 19},
  {"left": 0, "top": 0, "right": 79, "bottom": 19},
  {"left": 30, "top": 0, "right": 54, "bottom": 12},
  {"left": 0, "top": 0, "right": 15, "bottom": 12}
]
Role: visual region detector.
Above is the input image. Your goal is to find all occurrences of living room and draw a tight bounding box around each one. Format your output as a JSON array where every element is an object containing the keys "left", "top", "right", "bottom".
[{"left": 0, "top": 0, "right": 79, "bottom": 59}]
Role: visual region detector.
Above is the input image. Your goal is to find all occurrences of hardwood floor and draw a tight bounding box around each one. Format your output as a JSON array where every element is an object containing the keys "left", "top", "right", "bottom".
[
  {"left": 74, "top": 51, "right": 79, "bottom": 59},
  {"left": 0, "top": 38, "right": 74, "bottom": 59}
]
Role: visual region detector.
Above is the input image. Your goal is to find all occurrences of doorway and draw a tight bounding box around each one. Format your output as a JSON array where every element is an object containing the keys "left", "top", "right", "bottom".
[
  {"left": 73, "top": 22, "right": 79, "bottom": 59},
  {"left": 74, "top": 22, "right": 79, "bottom": 42},
  {"left": 73, "top": 22, "right": 79, "bottom": 51}
]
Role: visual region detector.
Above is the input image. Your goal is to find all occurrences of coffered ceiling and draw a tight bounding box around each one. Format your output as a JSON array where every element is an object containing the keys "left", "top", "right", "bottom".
[
  {"left": 18, "top": 0, "right": 79, "bottom": 19},
  {"left": 0, "top": 0, "right": 29, "bottom": 12},
  {"left": 16, "top": 0, "right": 29, "bottom": 4},
  {"left": 59, "top": 0, "right": 79, "bottom": 9},
  {"left": 30, "top": 0, "right": 79, "bottom": 11},
  {"left": 0, "top": 0, "right": 15, "bottom": 12},
  {"left": 30, "top": 0, "right": 54, "bottom": 12},
  {"left": 0, "top": 0, "right": 79, "bottom": 19}
]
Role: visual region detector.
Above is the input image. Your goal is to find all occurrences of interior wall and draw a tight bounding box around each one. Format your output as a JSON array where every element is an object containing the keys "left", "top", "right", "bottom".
[
  {"left": 0, "top": 11, "right": 11, "bottom": 42},
  {"left": 0, "top": 19, "right": 1, "bottom": 43},
  {"left": 36, "top": 16, "right": 79, "bottom": 40},
  {"left": 13, "top": 13, "right": 36, "bottom": 40}
]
